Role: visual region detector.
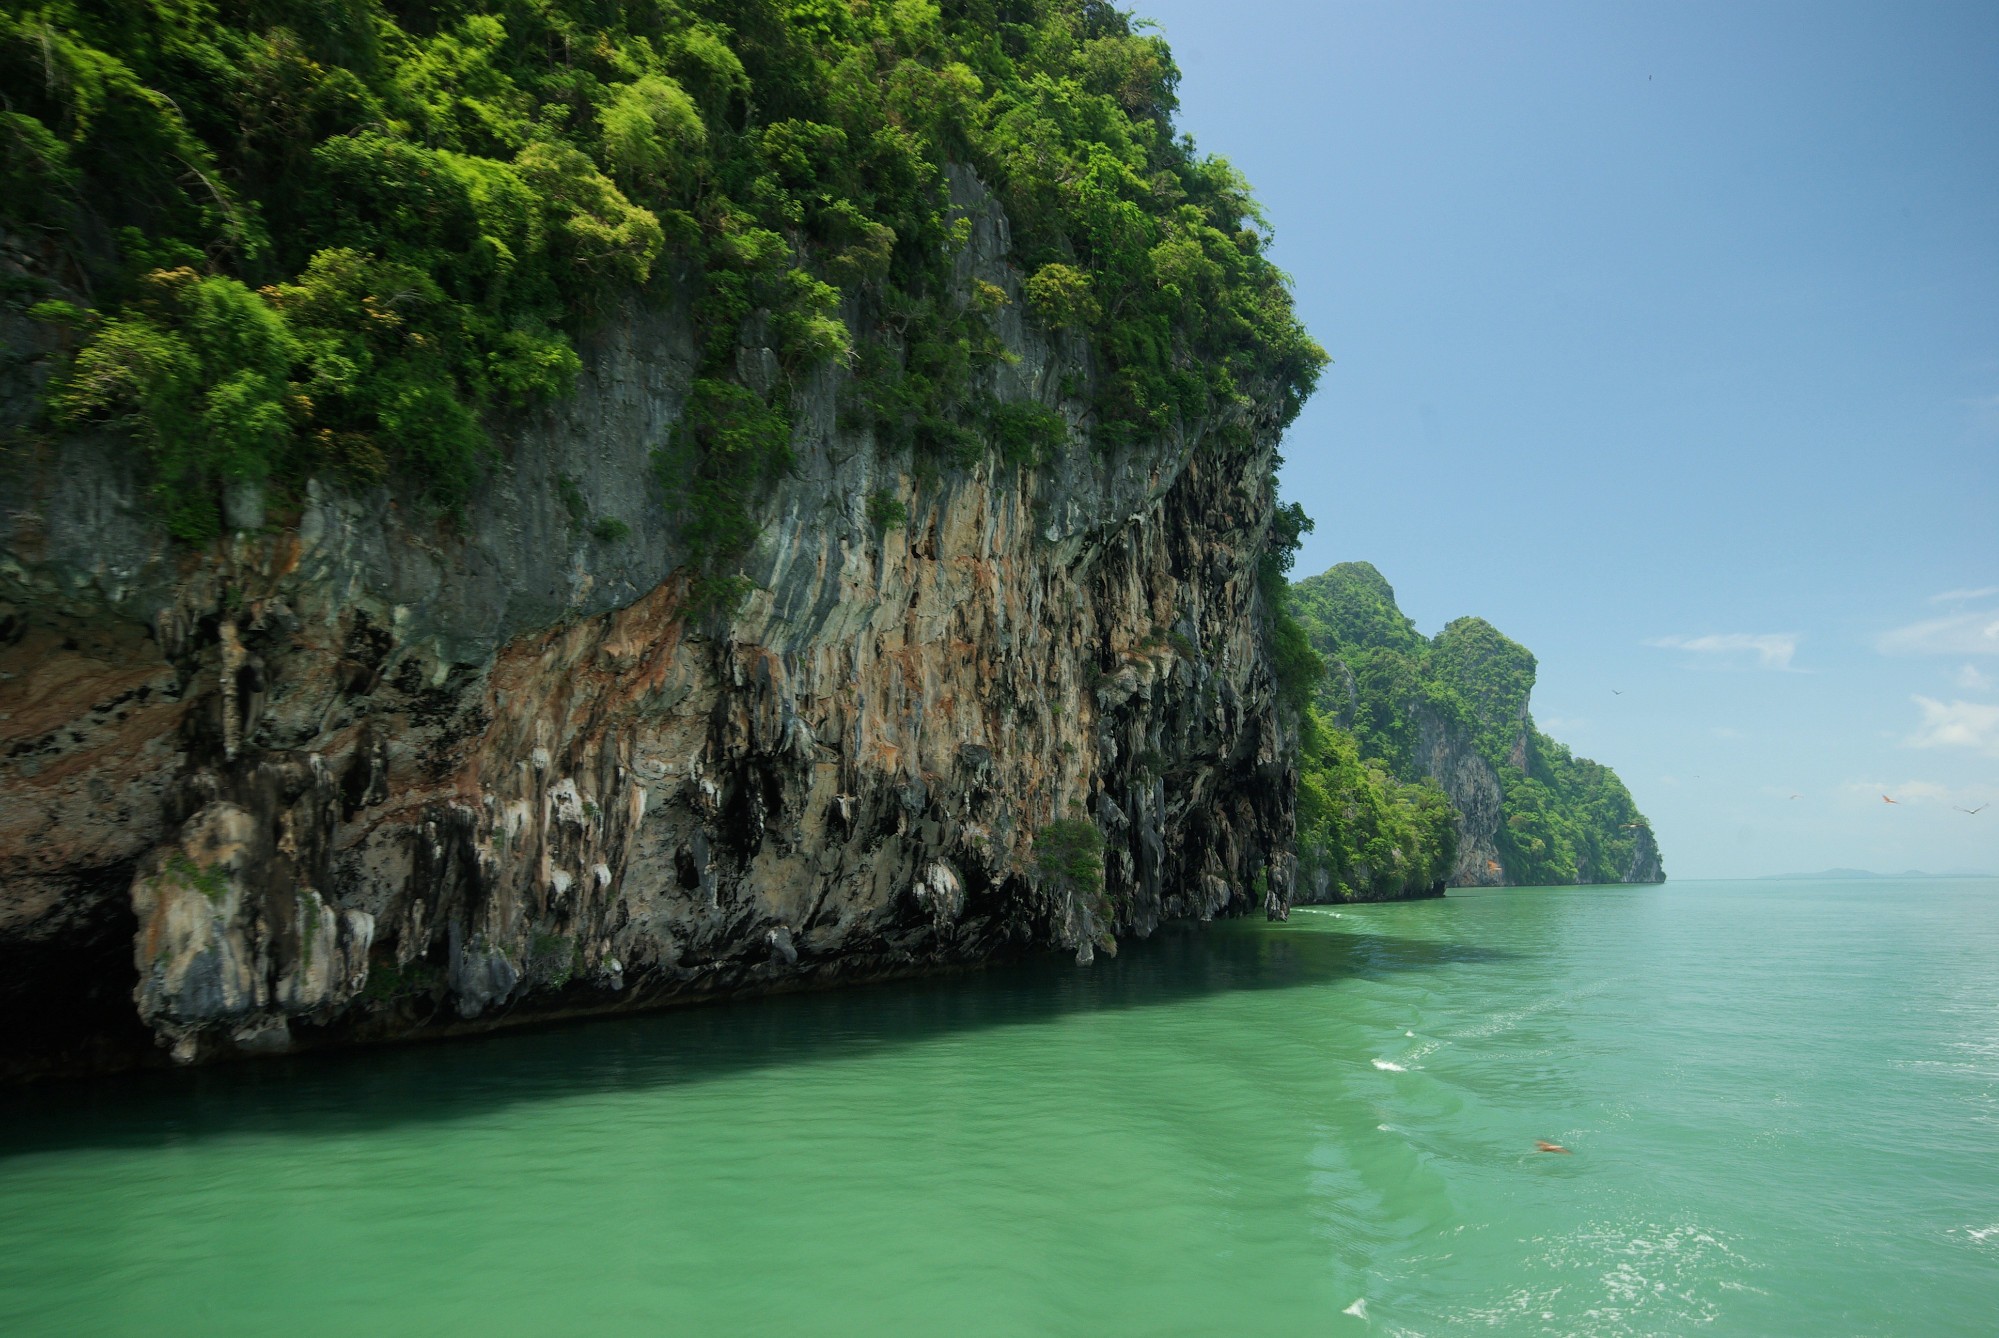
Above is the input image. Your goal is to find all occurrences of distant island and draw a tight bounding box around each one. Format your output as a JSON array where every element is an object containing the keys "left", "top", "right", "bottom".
[
  {"left": 1284, "top": 562, "right": 1662, "bottom": 902},
  {"left": 1757, "top": 868, "right": 1994, "bottom": 881}
]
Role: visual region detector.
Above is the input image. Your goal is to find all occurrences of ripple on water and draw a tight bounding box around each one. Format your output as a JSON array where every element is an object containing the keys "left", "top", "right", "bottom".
[
  {"left": 1, "top": 879, "right": 1994, "bottom": 1335},
  {"left": 1457, "top": 1219, "right": 1755, "bottom": 1336}
]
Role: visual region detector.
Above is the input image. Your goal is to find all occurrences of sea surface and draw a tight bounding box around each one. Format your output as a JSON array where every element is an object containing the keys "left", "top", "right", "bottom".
[{"left": 2, "top": 878, "right": 1995, "bottom": 1335}]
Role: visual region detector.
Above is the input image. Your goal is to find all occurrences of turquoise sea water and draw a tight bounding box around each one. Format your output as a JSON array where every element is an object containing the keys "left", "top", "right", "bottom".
[{"left": 2, "top": 878, "right": 1995, "bottom": 1335}]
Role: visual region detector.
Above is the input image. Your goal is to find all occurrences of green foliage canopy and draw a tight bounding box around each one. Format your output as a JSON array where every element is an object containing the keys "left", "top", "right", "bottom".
[
  {"left": 1259, "top": 498, "right": 1322, "bottom": 715},
  {"left": 5, "top": 0, "right": 1323, "bottom": 565},
  {"left": 1033, "top": 815, "right": 1105, "bottom": 901},
  {"left": 1427, "top": 616, "right": 1536, "bottom": 767},
  {"left": 1294, "top": 707, "right": 1457, "bottom": 902}
]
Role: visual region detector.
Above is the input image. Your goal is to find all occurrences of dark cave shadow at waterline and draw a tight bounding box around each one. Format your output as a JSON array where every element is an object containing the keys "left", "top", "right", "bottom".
[{"left": 0, "top": 919, "right": 1512, "bottom": 1156}]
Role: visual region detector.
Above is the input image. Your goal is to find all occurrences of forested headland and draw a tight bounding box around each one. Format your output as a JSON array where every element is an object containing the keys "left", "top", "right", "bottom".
[{"left": 1287, "top": 562, "right": 1663, "bottom": 900}]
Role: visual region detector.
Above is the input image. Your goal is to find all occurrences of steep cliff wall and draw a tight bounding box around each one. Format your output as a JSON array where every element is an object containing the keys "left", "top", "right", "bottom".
[
  {"left": 0, "top": 172, "right": 1299, "bottom": 1078},
  {"left": 1412, "top": 701, "right": 1506, "bottom": 887}
]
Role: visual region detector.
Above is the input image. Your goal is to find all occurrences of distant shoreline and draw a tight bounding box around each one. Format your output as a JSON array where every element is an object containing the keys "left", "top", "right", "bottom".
[
  {"left": 1753, "top": 869, "right": 1994, "bottom": 882},
  {"left": 1439, "top": 873, "right": 1997, "bottom": 884}
]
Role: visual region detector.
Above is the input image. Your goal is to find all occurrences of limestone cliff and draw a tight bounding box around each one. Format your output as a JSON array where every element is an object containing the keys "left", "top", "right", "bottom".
[
  {"left": 1412, "top": 700, "right": 1507, "bottom": 888},
  {"left": 0, "top": 174, "right": 1299, "bottom": 1078}
]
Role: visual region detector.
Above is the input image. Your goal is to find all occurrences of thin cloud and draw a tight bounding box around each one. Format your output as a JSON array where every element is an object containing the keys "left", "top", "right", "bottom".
[
  {"left": 1930, "top": 585, "right": 1999, "bottom": 604},
  {"left": 1959, "top": 664, "right": 1994, "bottom": 691},
  {"left": 1848, "top": 777, "right": 1994, "bottom": 807},
  {"left": 1877, "top": 612, "right": 1999, "bottom": 657},
  {"left": 1906, "top": 697, "right": 1999, "bottom": 757},
  {"left": 1647, "top": 632, "right": 1799, "bottom": 670}
]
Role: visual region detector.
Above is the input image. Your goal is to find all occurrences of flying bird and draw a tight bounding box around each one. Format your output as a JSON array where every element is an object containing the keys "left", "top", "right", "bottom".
[
  {"left": 1611, "top": 689, "right": 1623, "bottom": 696},
  {"left": 1882, "top": 794, "right": 1899, "bottom": 804},
  {"left": 1957, "top": 803, "right": 1989, "bottom": 815},
  {"left": 1788, "top": 794, "right": 1802, "bottom": 800}
]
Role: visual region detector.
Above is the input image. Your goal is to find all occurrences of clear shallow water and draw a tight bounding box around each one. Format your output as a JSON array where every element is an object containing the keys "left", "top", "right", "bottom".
[{"left": 2, "top": 879, "right": 1996, "bottom": 1336}]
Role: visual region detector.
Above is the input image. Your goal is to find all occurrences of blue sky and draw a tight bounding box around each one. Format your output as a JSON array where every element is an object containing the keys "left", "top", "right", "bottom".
[{"left": 1135, "top": 0, "right": 1998, "bottom": 878}]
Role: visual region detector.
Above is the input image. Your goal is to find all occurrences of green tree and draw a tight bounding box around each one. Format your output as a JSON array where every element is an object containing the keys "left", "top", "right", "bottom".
[
  {"left": 1034, "top": 812, "right": 1110, "bottom": 952},
  {"left": 9, "top": 0, "right": 1322, "bottom": 600}
]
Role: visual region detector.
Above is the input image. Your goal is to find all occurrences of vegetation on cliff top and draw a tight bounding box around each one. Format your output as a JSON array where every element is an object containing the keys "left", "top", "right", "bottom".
[
  {"left": 3, "top": 0, "right": 1323, "bottom": 584},
  {"left": 1288, "top": 562, "right": 1659, "bottom": 893}
]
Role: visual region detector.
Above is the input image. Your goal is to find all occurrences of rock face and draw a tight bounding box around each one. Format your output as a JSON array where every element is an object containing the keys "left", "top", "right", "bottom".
[
  {"left": 0, "top": 176, "right": 1298, "bottom": 1078},
  {"left": 1622, "top": 826, "right": 1665, "bottom": 885},
  {"left": 1413, "top": 702, "right": 1507, "bottom": 888},
  {"left": 1417, "top": 615, "right": 1535, "bottom": 888}
]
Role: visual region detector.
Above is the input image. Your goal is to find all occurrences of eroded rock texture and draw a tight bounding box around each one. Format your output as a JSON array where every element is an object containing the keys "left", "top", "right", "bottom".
[
  {"left": 1416, "top": 702, "right": 1509, "bottom": 889},
  {"left": 0, "top": 178, "right": 1296, "bottom": 1076}
]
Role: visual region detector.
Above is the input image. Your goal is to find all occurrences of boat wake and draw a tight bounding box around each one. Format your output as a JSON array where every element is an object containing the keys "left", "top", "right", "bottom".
[
  {"left": 1452, "top": 980, "right": 1611, "bottom": 1041},
  {"left": 1460, "top": 1218, "right": 1754, "bottom": 1336}
]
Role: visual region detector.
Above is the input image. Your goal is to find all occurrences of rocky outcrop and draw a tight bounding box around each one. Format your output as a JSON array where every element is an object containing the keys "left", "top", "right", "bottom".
[
  {"left": 1417, "top": 617, "right": 1532, "bottom": 888},
  {"left": 0, "top": 173, "right": 1297, "bottom": 1077},
  {"left": 1623, "top": 826, "right": 1665, "bottom": 885},
  {"left": 1413, "top": 702, "right": 1506, "bottom": 887}
]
